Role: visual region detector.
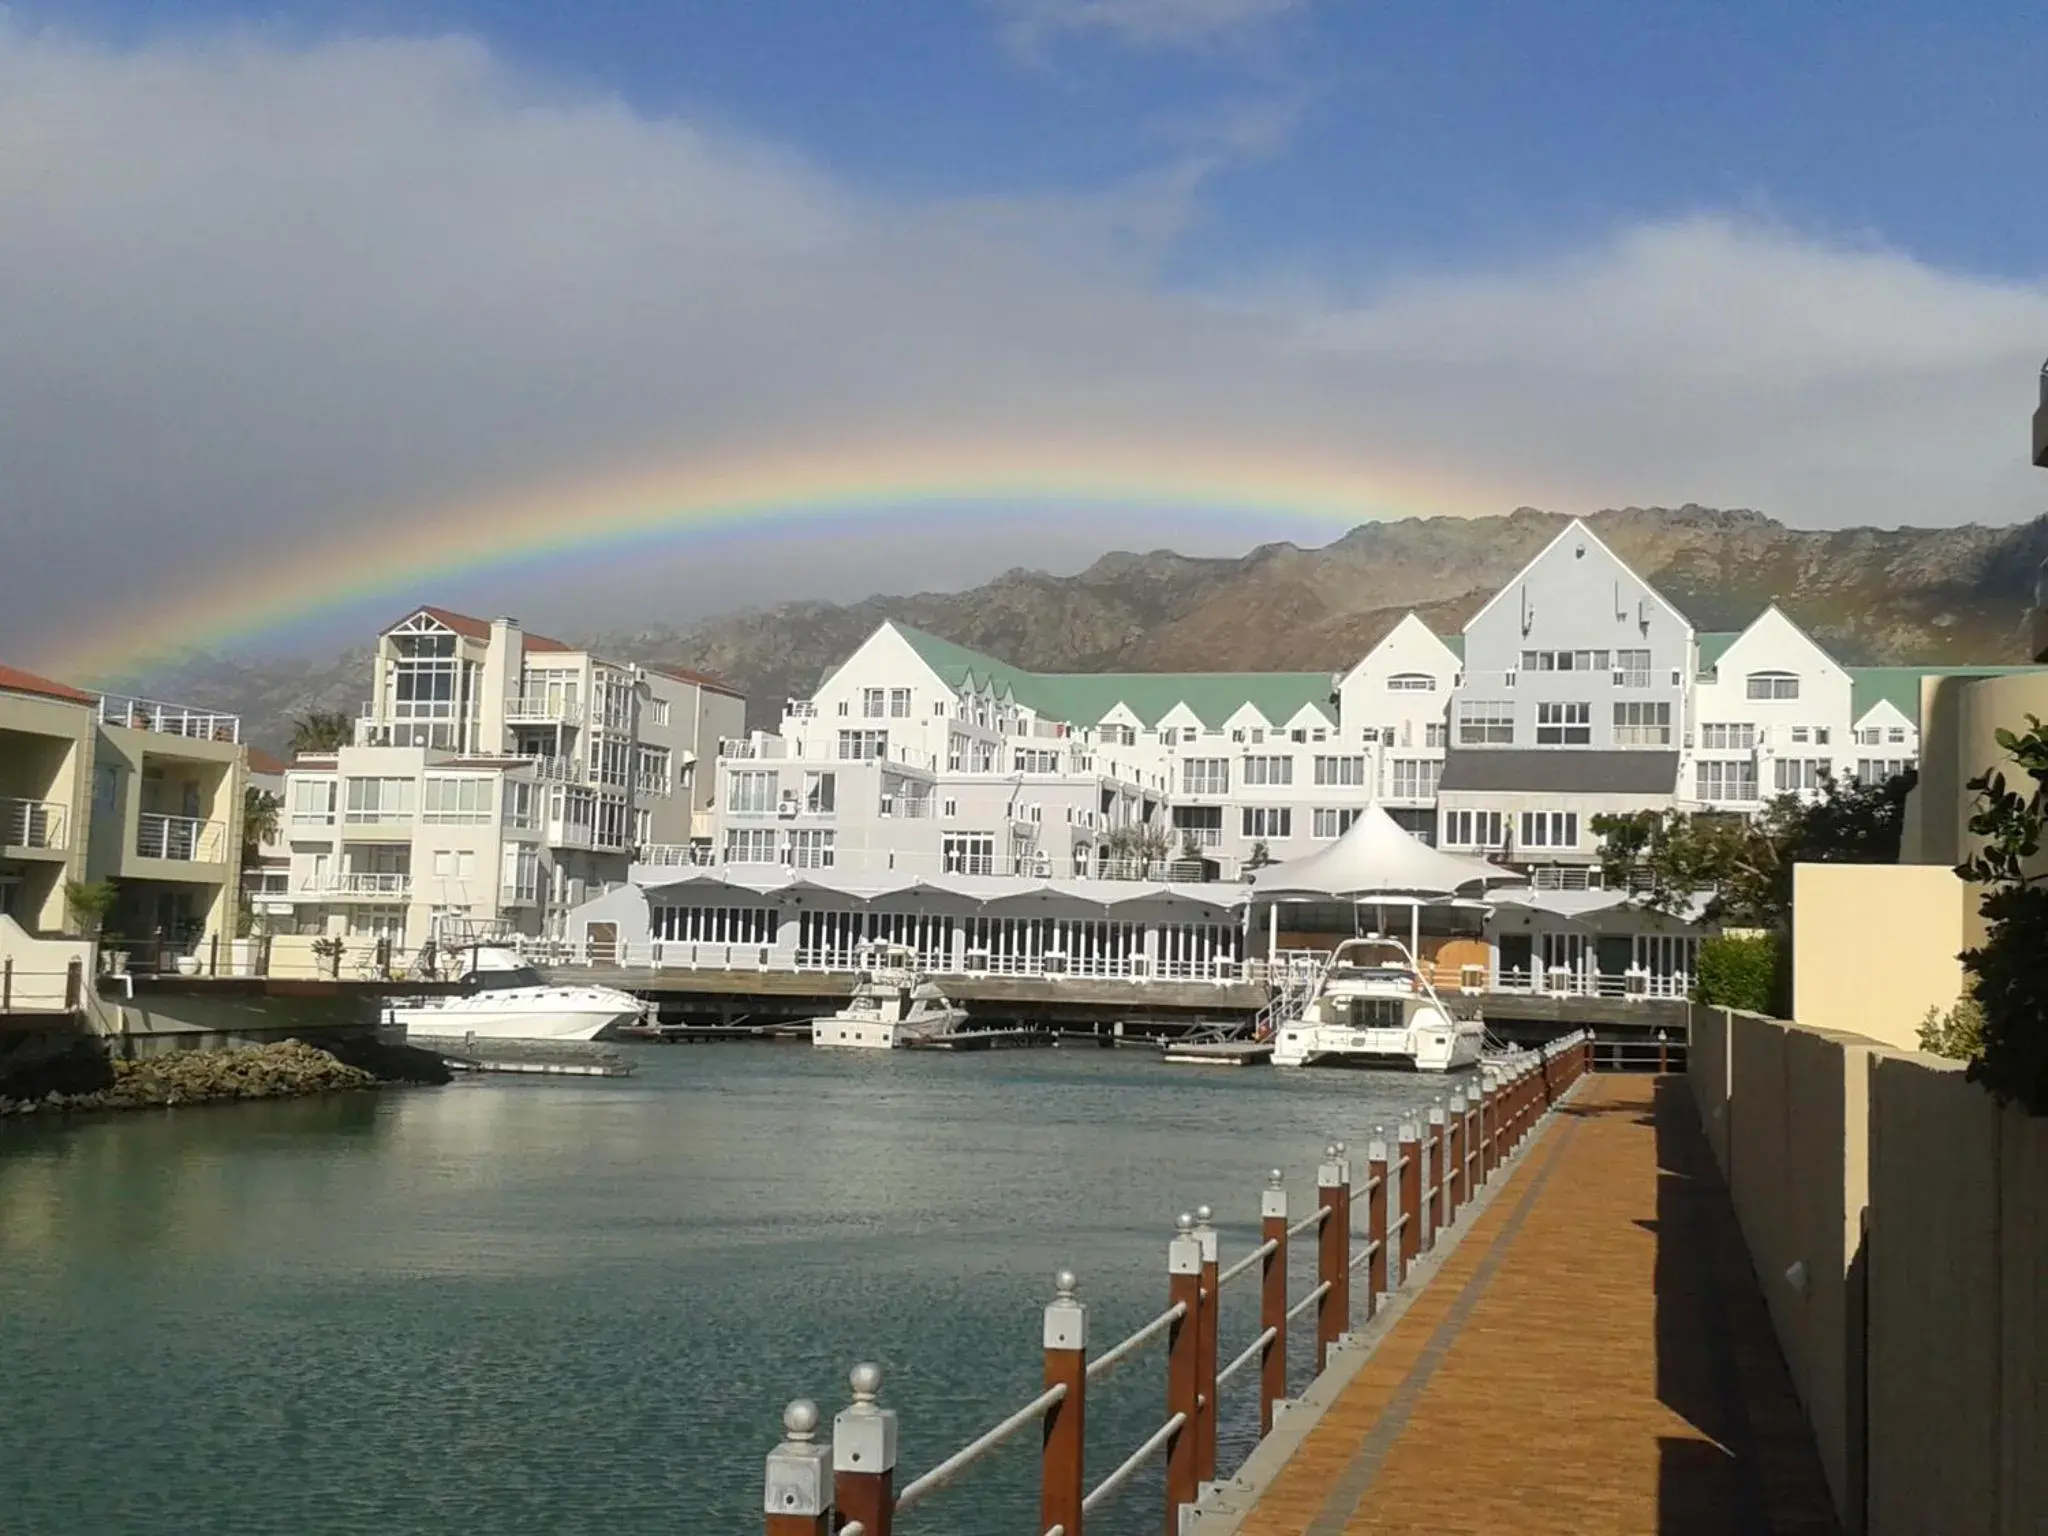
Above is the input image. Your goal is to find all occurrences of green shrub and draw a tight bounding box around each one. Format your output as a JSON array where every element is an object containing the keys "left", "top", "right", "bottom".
[
  {"left": 1917, "top": 995, "right": 1986, "bottom": 1062},
  {"left": 1696, "top": 932, "right": 1785, "bottom": 1015}
]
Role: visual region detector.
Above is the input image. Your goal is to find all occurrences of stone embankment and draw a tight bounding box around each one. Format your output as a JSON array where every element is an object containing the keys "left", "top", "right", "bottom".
[{"left": 0, "top": 1039, "right": 393, "bottom": 1117}]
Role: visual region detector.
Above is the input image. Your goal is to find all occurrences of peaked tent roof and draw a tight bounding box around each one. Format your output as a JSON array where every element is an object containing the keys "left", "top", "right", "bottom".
[{"left": 1249, "top": 804, "right": 1512, "bottom": 899}]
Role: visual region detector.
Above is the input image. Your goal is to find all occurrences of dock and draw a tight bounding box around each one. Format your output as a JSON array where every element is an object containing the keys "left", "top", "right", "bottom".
[
  {"left": 901, "top": 1026, "right": 1056, "bottom": 1052},
  {"left": 1161, "top": 1038, "right": 1272, "bottom": 1066}
]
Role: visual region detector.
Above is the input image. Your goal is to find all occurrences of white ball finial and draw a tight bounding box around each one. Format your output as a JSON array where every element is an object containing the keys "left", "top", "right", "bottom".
[
  {"left": 1332, "top": 1140, "right": 1347, "bottom": 1156},
  {"left": 849, "top": 1362, "right": 882, "bottom": 1402},
  {"left": 1054, "top": 1268, "right": 1079, "bottom": 1298},
  {"left": 784, "top": 1399, "right": 820, "bottom": 1441},
  {"left": 1195, "top": 1203, "right": 1213, "bottom": 1225},
  {"left": 1267, "top": 1168, "right": 1284, "bottom": 1187},
  {"left": 1176, "top": 1211, "right": 1195, "bottom": 1233}
]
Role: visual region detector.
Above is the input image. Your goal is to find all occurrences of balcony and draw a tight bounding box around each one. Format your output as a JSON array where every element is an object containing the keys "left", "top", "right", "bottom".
[
  {"left": 0, "top": 797, "right": 68, "bottom": 854},
  {"left": 500, "top": 883, "right": 540, "bottom": 906},
  {"left": 505, "top": 695, "right": 582, "bottom": 725},
  {"left": 98, "top": 694, "right": 241, "bottom": 744},
  {"left": 639, "top": 843, "right": 718, "bottom": 867},
  {"left": 302, "top": 871, "right": 412, "bottom": 899},
  {"left": 135, "top": 812, "right": 228, "bottom": 863},
  {"left": 519, "top": 754, "right": 579, "bottom": 782}
]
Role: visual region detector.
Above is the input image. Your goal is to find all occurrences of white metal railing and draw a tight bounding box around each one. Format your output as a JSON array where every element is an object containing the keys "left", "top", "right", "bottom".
[
  {"left": 519, "top": 754, "right": 578, "bottom": 782},
  {"left": 505, "top": 696, "right": 582, "bottom": 725},
  {"left": 134, "top": 812, "right": 227, "bottom": 862},
  {"left": 0, "top": 797, "right": 68, "bottom": 851},
  {"left": 638, "top": 843, "right": 719, "bottom": 867},
  {"left": 305, "top": 871, "right": 412, "bottom": 897},
  {"left": 98, "top": 694, "right": 241, "bottom": 743}
]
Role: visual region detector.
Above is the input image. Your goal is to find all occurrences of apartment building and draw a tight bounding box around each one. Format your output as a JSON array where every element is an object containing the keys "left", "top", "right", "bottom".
[
  {"left": 684, "top": 519, "right": 2038, "bottom": 888},
  {"left": 1, "top": 666, "right": 247, "bottom": 948},
  {"left": 280, "top": 607, "right": 744, "bottom": 946}
]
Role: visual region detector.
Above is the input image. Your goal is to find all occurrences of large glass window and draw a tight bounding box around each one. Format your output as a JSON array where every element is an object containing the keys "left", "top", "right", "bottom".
[
  {"left": 1181, "top": 758, "right": 1230, "bottom": 795},
  {"left": 1456, "top": 701, "right": 1514, "bottom": 746},
  {"left": 727, "top": 771, "right": 778, "bottom": 814},
  {"left": 343, "top": 777, "right": 414, "bottom": 823},
  {"left": 1241, "top": 755, "right": 1292, "bottom": 786},
  {"left": 1313, "top": 755, "right": 1366, "bottom": 787},
  {"left": 1535, "top": 701, "right": 1591, "bottom": 745},
  {"left": 422, "top": 776, "right": 494, "bottom": 823},
  {"left": 1611, "top": 701, "right": 1672, "bottom": 746},
  {"left": 1746, "top": 671, "right": 1800, "bottom": 701}
]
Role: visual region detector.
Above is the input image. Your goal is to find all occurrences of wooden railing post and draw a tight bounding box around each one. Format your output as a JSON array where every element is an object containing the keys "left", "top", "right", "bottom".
[
  {"left": 1430, "top": 1101, "right": 1450, "bottom": 1235},
  {"left": 1192, "top": 1203, "right": 1220, "bottom": 1486},
  {"left": 1463, "top": 1088, "right": 1480, "bottom": 1198},
  {"left": 208, "top": 931, "right": 220, "bottom": 978},
  {"left": 3, "top": 956, "right": 12, "bottom": 1012},
  {"left": 1315, "top": 1143, "right": 1348, "bottom": 1370},
  {"left": 765, "top": 1399, "right": 834, "bottom": 1536},
  {"left": 832, "top": 1364, "right": 897, "bottom": 1536},
  {"left": 1446, "top": 1091, "right": 1466, "bottom": 1220},
  {"left": 1365, "top": 1133, "right": 1389, "bottom": 1311},
  {"left": 1396, "top": 1121, "right": 1422, "bottom": 1278},
  {"left": 66, "top": 958, "right": 83, "bottom": 1011},
  {"left": 1041, "top": 1270, "right": 1087, "bottom": 1536},
  {"left": 1166, "top": 1213, "right": 1202, "bottom": 1530},
  {"left": 1583, "top": 1032, "right": 1595, "bottom": 1077},
  {"left": 1259, "top": 1171, "right": 1287, "bottom": 1435}
]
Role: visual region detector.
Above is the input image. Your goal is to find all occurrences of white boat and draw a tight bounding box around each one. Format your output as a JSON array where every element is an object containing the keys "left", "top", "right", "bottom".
[
  {"left": 388, "top": 947, "right": 646, "bottom": 1043},
  {"left": 811, "top": 944, "right": 970, "bottom": 1050},
  {"left": 1269, "top": 937, "right": 1484, "bottom": 1073}
]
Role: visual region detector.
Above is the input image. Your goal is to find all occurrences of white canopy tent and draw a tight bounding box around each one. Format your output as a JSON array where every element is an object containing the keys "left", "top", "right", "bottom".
[{"left": 1246, "top": 804, "right": 1517, "bottom": 958}]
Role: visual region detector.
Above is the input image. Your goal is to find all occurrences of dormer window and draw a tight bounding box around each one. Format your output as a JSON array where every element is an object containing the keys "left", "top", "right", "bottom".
[
  {"left": 1745, "top": 671, "right": 1800, "bottom": 701},
  {"left": 1387, "top": 673, "right": 1436, "bottom": 692}
]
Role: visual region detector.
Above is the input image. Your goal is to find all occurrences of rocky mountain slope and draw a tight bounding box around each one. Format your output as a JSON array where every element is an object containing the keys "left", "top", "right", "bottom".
[{"left": 145, "top": 505, "right": 2048, "bottom": 751}]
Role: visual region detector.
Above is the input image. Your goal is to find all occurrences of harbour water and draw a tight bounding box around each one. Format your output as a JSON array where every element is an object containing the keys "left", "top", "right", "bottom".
[{"left": 0, "top": 1045, "right": 1464, "bottom": 1535}]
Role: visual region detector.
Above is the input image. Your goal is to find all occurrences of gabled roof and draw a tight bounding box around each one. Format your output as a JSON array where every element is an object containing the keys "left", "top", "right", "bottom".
[
  {"left": 890, "top": 623, "right": 1334, "bottom": 729},
  {"left": 387, "top": 606, "right": 571, "bottom": 652},
  {"left": 1463, "top": 518, "right": 1691, "bottom": 640},
  {"left": 245, "top": 747, "right": 291, "bottom": 776},
  {"left": 1848, "top": 666, "right": 2048, "bottom": 727},
  {"left": 0, "top": 662, "right": 94, "bottom": 706},
  {"left": 1696, "top": 631, "right": 1740, "bottom": 671},
  {"left": 646, "top": 663, "right": 745, "bottom": 700}
]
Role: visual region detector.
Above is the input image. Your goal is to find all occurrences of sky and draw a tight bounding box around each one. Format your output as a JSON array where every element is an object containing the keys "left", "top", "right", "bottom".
[{"left": 3, "top": 1, "right": 2047, "bottom": 673}]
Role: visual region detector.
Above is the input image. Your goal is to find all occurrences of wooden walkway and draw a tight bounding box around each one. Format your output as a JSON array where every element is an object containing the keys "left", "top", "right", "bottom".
[{"left": 1230, "top": 1075, "right": 1842, "bottom": 1536}]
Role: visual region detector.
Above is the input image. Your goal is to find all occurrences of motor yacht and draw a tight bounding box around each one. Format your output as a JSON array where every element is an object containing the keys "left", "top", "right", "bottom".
[
  {"left": 387, "top": 946, "right": 647, "bottom": 1043},
  {"left": 1269, "top": 936, "right": 1483, "bottom": 1073},
  {"left": 810, "top": 944, "right": 969, "bottom": 1050}
]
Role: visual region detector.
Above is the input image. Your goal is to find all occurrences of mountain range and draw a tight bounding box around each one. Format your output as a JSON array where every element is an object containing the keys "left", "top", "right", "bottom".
[{"left": 139, "top": 505, "right": 2048, "bottom": 753}]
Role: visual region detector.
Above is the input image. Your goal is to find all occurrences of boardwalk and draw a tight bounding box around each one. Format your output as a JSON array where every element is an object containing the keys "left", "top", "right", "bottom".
[{"left": 1228, "top": 1075, "right": 1841, "bottom": 1536}]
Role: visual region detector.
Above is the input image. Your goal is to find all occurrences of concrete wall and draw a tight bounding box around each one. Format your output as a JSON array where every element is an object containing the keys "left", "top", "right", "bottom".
[
  {"left": 1791, "top": 862, "right": 1966, "bottom": 1051},
  {"left": 1691, "top": 1009, "right": 2046, "bottom": 1535},
  {"left": 0, "top": 914, "right": 91, "bottom": 1009}
]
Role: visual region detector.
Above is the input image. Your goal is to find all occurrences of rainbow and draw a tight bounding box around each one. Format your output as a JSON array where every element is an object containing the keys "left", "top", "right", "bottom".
[{"left": 38, "top": 433, "right": 1522, "bottom": 684}]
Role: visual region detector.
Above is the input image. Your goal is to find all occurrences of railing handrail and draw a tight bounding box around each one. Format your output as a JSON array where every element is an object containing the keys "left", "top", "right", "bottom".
[
  {"left": 1084, "top": 1300, "right": 1185, "bottom": 1383},
  {"left": 893, "top": 1381, "right": 1068, "bottom": 1512}
]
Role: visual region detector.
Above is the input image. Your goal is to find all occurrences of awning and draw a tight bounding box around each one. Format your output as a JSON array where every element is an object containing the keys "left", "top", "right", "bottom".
[{"left": 1250, "top": 804, "right": 1514, "bottom": 900}]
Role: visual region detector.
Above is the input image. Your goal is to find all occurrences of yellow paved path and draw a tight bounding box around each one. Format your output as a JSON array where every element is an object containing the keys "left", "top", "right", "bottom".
[{"left": 1235, "top": 1075, "right": 1840, "bottom": 1536}]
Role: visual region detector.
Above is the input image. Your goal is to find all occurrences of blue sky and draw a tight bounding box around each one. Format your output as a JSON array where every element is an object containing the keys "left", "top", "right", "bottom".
[
  {"left": 2, "top": 1, "right": 2046, "bottom": 670},
  {"left": 34, "top": 0, "right": 2047, "bottom": 281}
]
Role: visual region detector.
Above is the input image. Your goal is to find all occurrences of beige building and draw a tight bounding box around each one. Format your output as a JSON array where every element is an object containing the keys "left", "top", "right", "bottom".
[
  {"left": 0, "top": 665, "right": 248, "bottom": 952},
  {"left": 280, "top": 606, "right": 744, "bottom": 947}
]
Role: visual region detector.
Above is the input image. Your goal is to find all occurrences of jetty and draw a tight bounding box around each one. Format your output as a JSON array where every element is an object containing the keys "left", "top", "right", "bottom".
[{"left": 749, "top": 1010, "right": 2048, "bottom": 1536}]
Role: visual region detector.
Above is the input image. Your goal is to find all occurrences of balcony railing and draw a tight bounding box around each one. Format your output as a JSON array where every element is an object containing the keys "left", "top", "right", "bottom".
[
  {"left": 519, "top": 754, "right": 579, "bottom": 782},
  {"left": 500, "top": 883, "right": 541, "bottom": 906},
  {"left": 0, "top": 797, "right": 68, "bottom": 852},
  {"left": 305, "top": 872, "right": 413, "bottom": 898},
  {"left": 135, "top": 813, "right": 228, "bottom": 863},
  {"left": 98, "top": 694, "right": 241, "bottom": 743},
  {"left": 505, "top": 696, "right": 582, "bottom": 725}
]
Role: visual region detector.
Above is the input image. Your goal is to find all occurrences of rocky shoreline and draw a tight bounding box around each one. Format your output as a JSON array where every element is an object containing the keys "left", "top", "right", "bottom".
[{"left": 0, "top": 1039, "right": 427, "bottom": 1118}]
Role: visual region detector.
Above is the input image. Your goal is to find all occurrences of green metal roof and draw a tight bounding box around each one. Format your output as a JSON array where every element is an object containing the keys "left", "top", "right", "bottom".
[
  {"left": 1848, "top": 666, "right": 2048, "bottom": 727},
  {"left": 1441, "top": 634, "right": 1465, "bottom": 662},
  {"left": 1696, "top": 631, "right": 1740, "bottom": 671},
  {"left": 892, "top": 624, "right": 1336, "bottom": 728}
]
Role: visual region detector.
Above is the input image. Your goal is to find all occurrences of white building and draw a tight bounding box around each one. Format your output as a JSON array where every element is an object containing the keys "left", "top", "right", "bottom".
[{"left": 279, "top": 606, "right": 744, "bottom": 947}]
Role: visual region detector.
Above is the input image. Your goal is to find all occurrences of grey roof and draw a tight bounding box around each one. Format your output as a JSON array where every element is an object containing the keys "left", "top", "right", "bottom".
[{"left": 1436, "top": 750, "right": 1681, "bottom": 796}]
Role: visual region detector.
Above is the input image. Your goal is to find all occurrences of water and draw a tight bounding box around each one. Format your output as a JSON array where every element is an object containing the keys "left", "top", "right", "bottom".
[{"left": 0, "top": 1045, "right": 1458, "bottom": 1535}]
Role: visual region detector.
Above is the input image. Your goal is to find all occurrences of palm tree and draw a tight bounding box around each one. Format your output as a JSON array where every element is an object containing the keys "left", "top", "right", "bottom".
[
  {"left": 290, "top": 710, "right": 353, "bottom": 753},
  {"left": 241, "top": 786, "right": 281, "bottom": 871}
]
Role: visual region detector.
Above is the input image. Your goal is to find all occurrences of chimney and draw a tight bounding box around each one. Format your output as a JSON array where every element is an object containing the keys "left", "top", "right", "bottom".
[{"left": 481, "top": 618, "right": 523, "bottom": 753}]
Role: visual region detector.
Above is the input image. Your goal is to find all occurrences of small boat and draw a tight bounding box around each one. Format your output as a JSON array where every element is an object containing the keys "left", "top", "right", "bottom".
[
  {"left": 387, "top": 946, "right": 647, "bottom": 1044},
  {"left": 810, "top": 944, "right": 969, "bottom": 1050},
  {"left": 1269, "top": 936, "right": 1483, "bottom": 1073}
]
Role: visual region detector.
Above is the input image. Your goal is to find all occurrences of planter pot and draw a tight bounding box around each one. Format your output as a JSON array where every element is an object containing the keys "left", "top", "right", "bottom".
[{"left": 173, "top": 955, "right": 202, "bottom": 977}]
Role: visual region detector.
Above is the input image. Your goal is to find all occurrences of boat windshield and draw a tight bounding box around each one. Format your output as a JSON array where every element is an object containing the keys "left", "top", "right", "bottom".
[{"left": 470, "top": 965, "right": 546, "bottom": 991}]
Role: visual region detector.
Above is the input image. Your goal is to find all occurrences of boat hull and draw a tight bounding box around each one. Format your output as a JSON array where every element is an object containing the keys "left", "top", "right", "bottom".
[
  {"left": 1272, "top": 1026, "right": 1485, "bottom": 1073},
  {"left": 810, "top": 1008, "right": 971, "bottom": 1051},
  {"left": 391, "top": 991, "right": 642, "bottom": 1044}
]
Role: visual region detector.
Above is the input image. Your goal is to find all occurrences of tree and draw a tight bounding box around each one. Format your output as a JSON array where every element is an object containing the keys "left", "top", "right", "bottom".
[
  {"left": 241, "top": 786, "right": 281, "bottom": 870},
  {"left": 1246, "top": 840, "right": 1274, "bottom": 871},
  {"left": 1594, "top": 768, "right": 1917, "bottom": 930},
  {"left": 1954, "top": 718, "right": 2048, "bottom": 1113},
  {"left": 290, "top": 711, "right": 353, "bottom": 753},
  {"left": 1917, "top": 994, "right": 1986, "bottom": 1063},
  {"left": 64, "top": 878, "right": 119, "bottom": 938},
  {"left": 1103, "top": 823, "right": 1170, "bottom": 879}
]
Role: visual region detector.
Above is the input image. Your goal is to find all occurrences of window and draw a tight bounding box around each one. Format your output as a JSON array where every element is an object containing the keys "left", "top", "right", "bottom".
[
  {"left": 1520, "top": 650, "right": 1610, "bottom": 672},
  {"left": 1814, "top": 727, "right": 1831, "bottom": 746},
  {"left": 1614, "top": 649, "right": 1652, "bottom": 687},
  {"left": 1181, "top": 758, "right": 1230, "bottom": 795},
  {"left": 1791, "top": 726, "right": 1810, "bottom": 744},
  {"left": 943, "top": 833, "right": 997, "bottom": 876},
  {"left": 1387, "top": 673, "right": 1436, "bottom": 692},
  {"left": 1775, "top": 758, "right": 1831, "bottom": 793},
  {"left": 590, "top": 735, "right": 630, "bottom": 788},
  {"left": 1456, "top": 701, "right": 1514, "bottom": 746},
  {"left": 1312, "top": 755, "right": 1366, "bottom": 787},
  {"left": 802, "top": 771, "right": 836, "bottom": 814},
  {"left": 94, "top": 763, "right": 119, "bottom": 815},
  {"left": 430, "top": 849, "right": 476, "bottom": 879},
  {"left": 836, "top": 730, "right": 888, "bottom": 761},
  {"left": 1519, "top": 811, "right": 1578, "bottom": 849},
  {"left": 1701, "top": 722, "right": 1757, "bottom": 750},
  {"left": 502, "top": 780, "right": 539, "bottom": 831},
  {"left": 1746, "top": 671, "right": 1800, "bottom": 701},
  {"left": 1888, "top": 726, "right": 1907, "bottom": 744},
  {"left": 290, "top": 777, "right": 337, "bottom": 825},
  {"left": 786, "top": 829, "right": 836, "bottom": 869},
  {"left": 634, "top": 744, "right": 672, "bottom": 796},
  {"left": 1425, "top": 722, "right": 1448, "bottom": 749},
  {"left": 942, "top": 798, "right": 957, "bottom": 818},
  {"left": 1441, "top": 809, "right": 1505, "bottom": 848},
  {"left": 649, "top": 698, "right": 670, "bottom": 727},
  {"left": 1014, "top": 749, "right": 1060, "bottom": 774},
  {"left": 595, "top": 798, "right": 632, "bottom": 850},
  {"left": 1241, "top": 807, "right": 1292, "bottom": 839},
  {"left": 836, "top": 700, "right": 849, "bottom": 716},
  {"left": 1535, "top": 701, "right": 1591, "bottom": 745},
  {"left": 634, "top": 808, "right": 652, "bottom": 846},
  {"left": 343, "top": 777, "right": 415, "bottom": 823},
  {"left": 889, "top": 688, "right": 911, "bottom": 718},
  {"left": 724, "top": 827, "right": 778, "bottom": 863},
  {"left": 422, "top": 776, "right": 494, "bottom": 823},
  {"left": 1242, "top": 755, "right": 1292, "bottom": 786},
  {"left": 501, "top": 844, "right": 541, "bottom": 903},
  {"left": 862, "top": 688, "right": 886, "bottom": 718},
  {"left": 727, "top": 771, "right": 777, "bottom": 814},
  {"left": 1696, "top": 760, "right": 1759, "bottom": 801},
  {"left": 1611, "top": 701, "right": 1672, "bottom": 746},
  {"left": 1856, "top": 759, "right": 1912, "bottom": 785},
  {"left": 1312, "top": 807, "right": 1360, "bottom": 838},
  {"left": 1390, "top": 758, "right": 1440, "bottom": 799}
]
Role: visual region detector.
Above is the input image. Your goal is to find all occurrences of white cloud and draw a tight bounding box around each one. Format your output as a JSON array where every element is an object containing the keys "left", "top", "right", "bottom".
[
  {"left": 0, "top": 25, "right": 2045, "bottom": 665},
  {"left": 995, "top": 0, "right": 1310, "bottom": 55}
]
